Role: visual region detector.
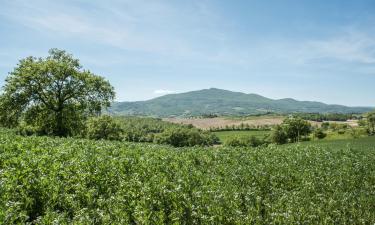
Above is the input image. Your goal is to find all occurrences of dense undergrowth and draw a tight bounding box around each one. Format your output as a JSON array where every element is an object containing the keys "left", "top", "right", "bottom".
[{"left": 0, "top": 129, "right": 374, "bottom": 224}]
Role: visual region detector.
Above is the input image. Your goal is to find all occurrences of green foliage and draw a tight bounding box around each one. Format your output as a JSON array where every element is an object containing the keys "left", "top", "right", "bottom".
[
  {"left": 86, "top": 115, "right": 123, "bottom": 141},
  {"left": 292, "top": 112, "right": 358, "bottom": 122},
  {"left": 224, "top": 135, "right": 265, "bottom": 147},
  {"left": 283, "top": 117, "right": 312, "bottom": 142},
  {"left": 270, "top": 125, "right": 288, "bottom": 144},
  {"left": 321, "top": 122, "right": 330, "bottom": 130},
  {"left": 154, "top": 128, "right": 218, "bottom": 147},
  {"left": 117, "top": 117, "right": 180, "bottom": 142},
  {"left": 0, "top": 130, "right": 374, "bottom": 224},
  {"left": 0, "top": 49, "right": 115, "bottom": 136},
  {"left": 113, "top": 116, "right": 218, "bottom": 147},
  {"left": 367, "top": 111, "right": 375, "bottom": 135},
  {"left": 313, "top": 128, "right": 327, "bottom": 139}
]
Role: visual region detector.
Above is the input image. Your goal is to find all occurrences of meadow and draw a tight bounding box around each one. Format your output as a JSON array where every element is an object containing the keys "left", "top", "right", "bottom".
[
  {"left": 213, "top": 130, "right": 270, "bottom": 143},
  {"left": 1, "top": 129, "right": 374, "bottom": 224}
]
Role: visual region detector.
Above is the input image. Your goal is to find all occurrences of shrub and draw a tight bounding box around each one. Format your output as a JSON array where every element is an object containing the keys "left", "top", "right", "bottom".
[
  {"left": 283, "top": 117, "right": 312, "bottom": 142},
  {"left": 270, "top": 125, "right": 288, "bottom": 144},
  {"left": 86, "top": 115, "right": 123, "bottom": 141},
  {"left": 224, "top": 135, "right": 265, "bottom": 147},
  {"left": 154, "top": 128, "right": 218, "bottom": 147},
  {"left": 314, "top": 128, "right": 327, "bottom": 139},
  {"left": 321, "top": 122, "right": 330, "bottom": 130}
]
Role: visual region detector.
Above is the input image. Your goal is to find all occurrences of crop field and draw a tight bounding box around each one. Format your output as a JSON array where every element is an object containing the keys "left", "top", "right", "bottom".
[
  {"left": 163, "top": 116, "right": 285, "bottom": 130},
  {"left": 1, "top": 129, "right": 374, "bottom": 224},
  {"left": 213, "top": 130, "right": 270, "bottom": 143},
  {"left": 164, "top": 115, "right": 358, "bottom": 130}
]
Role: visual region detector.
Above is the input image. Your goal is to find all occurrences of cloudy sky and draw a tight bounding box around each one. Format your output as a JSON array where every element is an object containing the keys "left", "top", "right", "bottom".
[{"left": 0, "top": 0, "right": 374, "bottom": 106}]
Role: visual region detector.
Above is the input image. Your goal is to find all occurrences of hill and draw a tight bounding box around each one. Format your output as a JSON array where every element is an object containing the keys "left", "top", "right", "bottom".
[{"left": 109, "top": 88, "right": 373, "bottom": 117}]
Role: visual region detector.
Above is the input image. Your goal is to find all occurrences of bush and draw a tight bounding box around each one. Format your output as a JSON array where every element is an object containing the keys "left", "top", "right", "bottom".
[
  {"left": 154, "top": 128, "right": 218, "bottom": 147},
  {"left": 314, "top": 128, "right": 327, "bottom": 139},
  {"left": 224, "top": 135, "right": 265, "bottom": 147},
  {"left": 321, "top": 122, "right": 330, "bottom": 130},
  {"left": 86, "top": 115, "right": 123, "bottom": 141},
  {"left": 270, "top": 125, "right": 288, "bottom": 144}
]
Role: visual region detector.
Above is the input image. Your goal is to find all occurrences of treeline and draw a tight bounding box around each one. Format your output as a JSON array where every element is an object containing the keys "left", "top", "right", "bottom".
[
  {"left": 18, "top": 116, "right": 219, "bottom": 147},
  {"left": 209, "top": 124, "right": 272, "bottom": 132},
  {"left": 88, "top": 116, "right": 220, "bottom": 147},
  {"left": 291, "top": 113, "right": 361, "bottom": 122}
]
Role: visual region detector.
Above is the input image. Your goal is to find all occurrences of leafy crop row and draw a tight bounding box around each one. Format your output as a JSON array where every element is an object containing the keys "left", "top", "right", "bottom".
[{"left": 0, "top": 129, "right": 374, "bottom": 224}]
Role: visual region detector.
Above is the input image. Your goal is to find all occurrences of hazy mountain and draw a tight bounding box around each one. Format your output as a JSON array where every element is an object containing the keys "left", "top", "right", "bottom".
[{"left": 109, "top": 88, "right": 373, "bottom": 117}]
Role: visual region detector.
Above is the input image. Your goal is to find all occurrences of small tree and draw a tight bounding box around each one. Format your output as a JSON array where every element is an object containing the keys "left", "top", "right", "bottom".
[
  {"left": 0, "top": 49, "right": 115, "bottom": 136},
  {"left": 367, "top": 111, "right": 375, "bottom": 135},
  {"left": 86, "top": 115, "right": 123, "bottom": 141},
  {"left": 271, "top": 125, "right": 288, "bottom": 144},
  {"left": 313, "top": 128, "right": 327, "bottom": 139},
  {"left": 283, "top": 117, "right": 312, "bottom": 142}
]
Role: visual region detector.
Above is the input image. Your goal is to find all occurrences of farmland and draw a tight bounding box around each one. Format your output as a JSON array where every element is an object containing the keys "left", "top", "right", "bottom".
[
  {"left": 213, "top": 130, "right": 270, "bottom": 143},
  {"left": 164, "top": 115, "right": 359, "bottom": 130},
  {"left": 1, "top": 129, "right": 374, "bottom": 224}
]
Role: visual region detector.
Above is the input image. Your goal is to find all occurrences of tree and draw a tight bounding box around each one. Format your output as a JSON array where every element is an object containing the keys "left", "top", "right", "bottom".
[
  {"left": 367, "top": 111, "right": 375, "bottom": 135},
  {"left": 0, "top": 49, "right": 115, "bottom": 136},
  {"left": 270, "top": 125, "right": 288, "bottom": 144},
  {"left": 313, "top": 128, "right": 327, "bottom": 139},
  {"left": 86, "top": 115, "right": 123, "bottom": 141},
  {"left": 283, "top": 117, "right": 312, "bottom": 142}
]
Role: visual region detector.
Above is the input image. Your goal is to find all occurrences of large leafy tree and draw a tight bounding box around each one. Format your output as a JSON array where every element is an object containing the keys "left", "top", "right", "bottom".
[{"left": 0, "top": 49, "right": 115, "bottom": 136}]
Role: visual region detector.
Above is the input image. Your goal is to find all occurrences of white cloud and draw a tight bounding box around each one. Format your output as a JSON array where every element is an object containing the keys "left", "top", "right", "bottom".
[{"left": 153, "top": 89, "right": 176, "bottom": 95}]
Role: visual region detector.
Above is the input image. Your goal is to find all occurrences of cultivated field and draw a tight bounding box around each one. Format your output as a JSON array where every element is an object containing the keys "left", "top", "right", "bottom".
[
  {"left": 164, "top": 116, "right": 358, "bottom": 130},
  {"left": 1, "top": 129, "right": 374, "bottom": 224}
]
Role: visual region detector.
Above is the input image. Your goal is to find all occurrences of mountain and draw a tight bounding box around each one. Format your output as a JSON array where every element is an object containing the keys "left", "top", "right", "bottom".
[{"left": 108, "top": 88, "right": 373, "bottom": 117}]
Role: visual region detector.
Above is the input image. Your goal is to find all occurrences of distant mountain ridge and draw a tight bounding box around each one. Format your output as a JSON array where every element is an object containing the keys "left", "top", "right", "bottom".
[{"left": 108, "top": 88, "right": 373, "bottom": 117}]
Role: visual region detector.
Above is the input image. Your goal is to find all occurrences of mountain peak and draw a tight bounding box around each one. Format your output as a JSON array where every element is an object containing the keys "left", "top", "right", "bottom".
[{"left": 109, "top": 88, "right": 373, "bottom": 117}]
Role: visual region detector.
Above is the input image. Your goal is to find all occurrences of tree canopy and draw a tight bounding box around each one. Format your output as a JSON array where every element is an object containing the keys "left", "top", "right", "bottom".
[{"left": 0, "top": 49, "right": 115, "bottom": 136}]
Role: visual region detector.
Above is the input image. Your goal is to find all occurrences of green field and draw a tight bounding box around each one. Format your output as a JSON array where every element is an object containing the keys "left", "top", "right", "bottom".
[
  {"left": 213, "top": 130, "right": 270, "bottom": 143},
  {"left": 1, "top": 129, "right": 374, "bottom": 224}
]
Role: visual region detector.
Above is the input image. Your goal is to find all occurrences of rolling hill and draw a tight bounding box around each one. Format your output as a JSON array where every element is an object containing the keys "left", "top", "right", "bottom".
[{"left": 108, "top": 88, "right": 373, "bottom": 117}]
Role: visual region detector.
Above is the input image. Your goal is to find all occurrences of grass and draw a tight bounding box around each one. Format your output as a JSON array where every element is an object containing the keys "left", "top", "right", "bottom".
[
  {"left": 1, "top": 129, "right": 374, "bottom": 224},
  {"left": 213, "top": 130, "right": 271, "bottom": 143}
]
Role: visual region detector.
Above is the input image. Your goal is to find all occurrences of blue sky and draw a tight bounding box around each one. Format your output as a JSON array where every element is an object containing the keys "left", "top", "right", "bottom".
[{"left": 0, "top": 0, "right": 374, "bottom": 106}]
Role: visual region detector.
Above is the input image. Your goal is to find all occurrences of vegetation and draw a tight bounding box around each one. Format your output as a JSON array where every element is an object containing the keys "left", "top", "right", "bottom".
[
  {"left": 209, "top": 123, "right": 272, "bottom": 132},
  {"left": 313, "top": 128, "right": 327, "bottom": 139},
  {"left": 367, "top": 111, "right": 375, "bottom": 135},
  {"left": 1, "top": 129, "right": 374, "bottom": 224},
  {"left": 0, "top": 49, "right": 115, "bottom": 137},
  {"left": 270, "top": 125, "right": 288, "bottom": 144},
  {"left": 86, "top": 115, "right": 123, "bottom": 141},
  {"left": 223, "top": 135, "right": 266, "bottom": 147},
  {"left": 154, "top": 128, "right": 219, "bottom": 147},
  {"left": 113, "top": 117, "right": 217, "bottom": 147},
  {"left": 213, "top": 130, "right": 270, "bottom": 143},
  {"left": 292, "top": 112, "right": 359, "bottom": 122}
]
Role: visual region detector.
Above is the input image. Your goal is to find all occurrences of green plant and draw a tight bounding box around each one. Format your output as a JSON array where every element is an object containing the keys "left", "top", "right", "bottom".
[
  {"left": 314, "top": 128, "right": 327, "bottom": 139},
  {"left": 1, "top": 129, "right": 374, "bottom": 224},
  {"left": 0, "top": 49, "right": 115, "bottom": 136},
  {"left": 270, "top": 125, "right": 288, "bottom": 144},
  {"left": 86, "top": 115, "right": 123, "bottom": 141}
]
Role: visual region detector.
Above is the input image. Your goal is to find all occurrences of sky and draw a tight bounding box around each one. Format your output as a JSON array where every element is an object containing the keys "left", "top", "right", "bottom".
[{"left": 0, "top": 0, "right": 374, "bottom": 106}]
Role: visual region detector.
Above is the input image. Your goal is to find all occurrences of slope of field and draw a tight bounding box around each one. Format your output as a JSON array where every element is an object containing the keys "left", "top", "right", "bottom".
[
  {"left": 213, "top": 130, "right": 271, "bottom": 143},
  {"left": 1, "top": 129, "right": 374, "bottom": 224},
  {"left": 109, "top": 88, "right": 373, "bottom": 117},
  {"left": 164, "top": 115, "right": 358, "bottom": 130}
]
